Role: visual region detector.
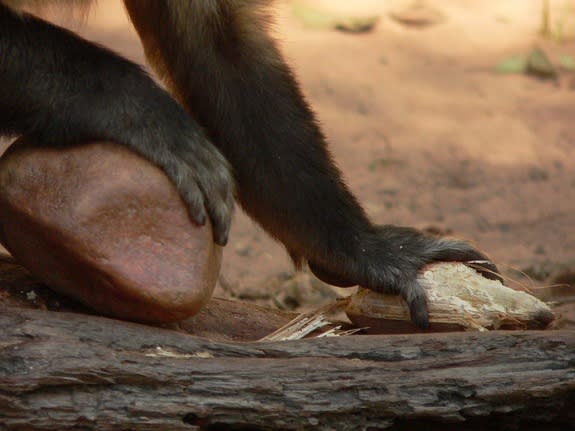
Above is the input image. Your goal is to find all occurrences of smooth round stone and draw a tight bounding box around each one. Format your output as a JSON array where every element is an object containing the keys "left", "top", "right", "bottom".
[{"left": 0, "top": 141, "right": 222, "bottom": 323}]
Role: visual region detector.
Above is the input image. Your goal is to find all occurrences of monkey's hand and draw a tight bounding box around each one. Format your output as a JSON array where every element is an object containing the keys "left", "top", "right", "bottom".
[
  {"left": 27, "top": 84, "right": 234, "bottom": 245},
  {"left": 112, "top": 95, "right": 235, "bottom": 246},
  {"left": 0, "top": 6, "right": 234, "bottom": 245},
  {"left": 309, "top": 225, "right": 499, "bottom": 328}
]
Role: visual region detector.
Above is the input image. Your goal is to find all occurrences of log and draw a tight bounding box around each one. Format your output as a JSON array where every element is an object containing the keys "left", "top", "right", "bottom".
[
  {"left": 1, "top": 255, "right": 574, "bottom": 430},
  {"left": 1, "top": 305, "right": 574, "bottom": 431}
]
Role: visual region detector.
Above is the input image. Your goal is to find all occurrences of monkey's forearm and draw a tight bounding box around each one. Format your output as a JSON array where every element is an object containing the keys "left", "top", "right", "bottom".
[
  {"left": 125, "top": 0, "right": 373, "bottom": 268},
  {"left": 0, "top": 4, "right": 152, "bottom": 145}
]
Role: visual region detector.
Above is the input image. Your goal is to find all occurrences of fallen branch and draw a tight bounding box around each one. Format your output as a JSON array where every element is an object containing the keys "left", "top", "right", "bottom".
[
  {"left": 1, "top": 257, "right": 574, "bottom": 430},
  {"left": 1, "top": 306, "right": 573, "bottom": 431}
]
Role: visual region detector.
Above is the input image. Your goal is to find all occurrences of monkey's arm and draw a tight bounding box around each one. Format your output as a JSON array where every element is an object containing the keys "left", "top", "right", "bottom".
[
  {"left": 125, "top": 1, "right": 497, "bottom": 327},
  {"left": 0, "top": 4, "right": 233, "bottom": 245}
]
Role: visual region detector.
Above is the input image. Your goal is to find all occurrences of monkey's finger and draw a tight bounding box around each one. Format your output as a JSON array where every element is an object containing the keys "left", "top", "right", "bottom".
[
  {"left": 429, "top": 240, "right": 502, "bottom": 282},
  {"left": 175, "top": 179, "right": 208, "bottom": 228},
  {"left": 184, "top": 159, "right": 234, "bottom": 246},
  {"left": 205, "top": 195, "right": 233, "bottom": 246},
  {"left": 464, "top": 260, "right": 501, "bottom": 282},
  {"left": 199, "top": 166, "right": 235, "bottom": 246},
  {"left": 400, "top": 279, "right": 429, "bottom": 329}
]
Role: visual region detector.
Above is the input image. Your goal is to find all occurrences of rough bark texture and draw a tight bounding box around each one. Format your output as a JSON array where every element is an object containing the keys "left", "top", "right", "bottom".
[
  {"left": 1, "top": 305, "right": 574, "bottom": 431},
  {"left": 1, "top": 253, "right": 573, "bottom": 430}
]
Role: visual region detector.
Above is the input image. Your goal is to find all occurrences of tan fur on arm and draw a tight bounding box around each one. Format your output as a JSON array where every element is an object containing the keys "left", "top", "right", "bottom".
[
  {"left": 123, "top": 0, "right": 279, "bottom": 106},
  {"left": 1, "top": 0, "right": 93, "bottom": 14}
]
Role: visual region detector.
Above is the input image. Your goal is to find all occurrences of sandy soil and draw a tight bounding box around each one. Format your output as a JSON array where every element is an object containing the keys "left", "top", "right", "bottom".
[{"left": 28, "top": 1, "right": 575, "bottom": 315}]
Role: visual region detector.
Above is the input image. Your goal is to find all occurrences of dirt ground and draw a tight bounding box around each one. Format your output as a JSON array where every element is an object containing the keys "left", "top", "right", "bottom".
[{"left": 19, "top": 1, "right": 575, "bottom": 316}]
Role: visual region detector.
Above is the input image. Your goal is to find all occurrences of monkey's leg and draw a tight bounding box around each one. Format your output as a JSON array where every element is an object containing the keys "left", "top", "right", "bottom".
[
  {"left": 0, "top": 4, "right": 233, "bottom": 245},
  {"left": 125, "top": 1, "right": 497, "bottom": 327}
]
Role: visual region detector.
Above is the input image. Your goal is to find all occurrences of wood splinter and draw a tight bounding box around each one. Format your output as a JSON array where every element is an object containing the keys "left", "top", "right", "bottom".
[{"left": 346, "top": 262, "right": 556, "bottom": 333}]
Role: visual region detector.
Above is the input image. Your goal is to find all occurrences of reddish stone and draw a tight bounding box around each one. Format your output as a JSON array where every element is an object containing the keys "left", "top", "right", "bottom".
[{"left": 0, "top": 141, "right": 222, "bottom": 323}]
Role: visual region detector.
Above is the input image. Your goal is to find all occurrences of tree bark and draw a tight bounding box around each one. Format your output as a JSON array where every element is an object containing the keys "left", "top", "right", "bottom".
[
  {"left": 1, "top": 305, "right": 574, "bottom": 431},
  {"left": 1, "top": 254, "right": 574, "bottom": 430}
]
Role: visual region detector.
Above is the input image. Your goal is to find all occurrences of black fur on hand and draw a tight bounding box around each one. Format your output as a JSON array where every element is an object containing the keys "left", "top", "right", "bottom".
[{"left": 310, "top": 226, "right": 499, "bottom": 328}]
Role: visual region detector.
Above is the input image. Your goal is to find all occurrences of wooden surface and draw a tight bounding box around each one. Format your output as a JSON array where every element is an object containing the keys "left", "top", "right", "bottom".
[
  {"left": 1, "top": 256, "right": 574, "bottom": 430},
  {"left": 1, "top": 305, "right": 574, "bottom": 431}
]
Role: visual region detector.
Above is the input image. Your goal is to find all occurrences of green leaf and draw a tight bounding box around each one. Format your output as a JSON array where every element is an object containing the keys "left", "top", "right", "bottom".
[
  {"left": 526, "top": 47, "right": 557, "bottom": 79},
  {"left": 559, "top": 54, "right": 575, "bottom": 71},
  {"left": 292, "top": 1, "right": 378, "bottom": 33},
  {"left": 334, "top": 16, "right": 379, "bottom": 34},
  {"left": 494, "top": 55, "right": 527, "bottom": 74},
  {"left": 292, "top": 1, "right": 340, "bottom": 30}
]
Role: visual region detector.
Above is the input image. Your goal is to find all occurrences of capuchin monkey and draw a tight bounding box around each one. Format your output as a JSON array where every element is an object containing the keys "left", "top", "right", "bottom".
[{"left": 0, "top": 0, "right": 499, "bottom": 328}]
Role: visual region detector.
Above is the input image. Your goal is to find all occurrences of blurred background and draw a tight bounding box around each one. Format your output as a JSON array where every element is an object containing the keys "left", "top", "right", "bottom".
[{"left": 32, "top": 0, "right": 575, "bottom": 322}]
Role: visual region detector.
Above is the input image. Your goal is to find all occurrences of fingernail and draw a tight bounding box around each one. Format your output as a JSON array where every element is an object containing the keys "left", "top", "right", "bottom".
[{"left": 216, "top": 230, "right": 229, "bottom": 246}]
